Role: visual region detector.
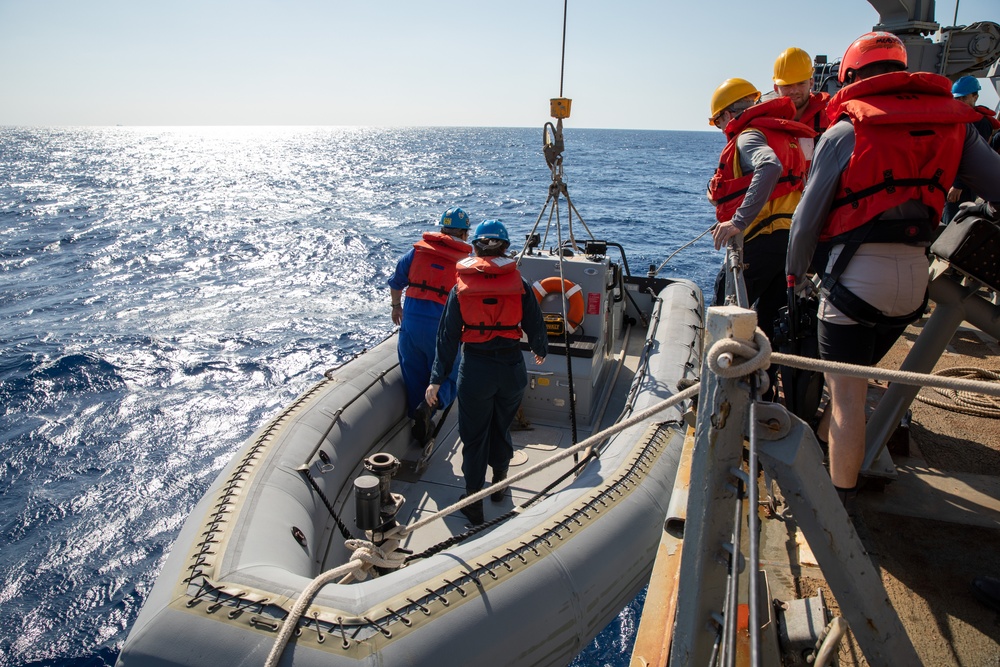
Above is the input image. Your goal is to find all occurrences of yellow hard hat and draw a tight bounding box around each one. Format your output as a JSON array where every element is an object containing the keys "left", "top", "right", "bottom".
[
  {"left": 709, "top": 78, "right": 761, "bottom": 125},
  {"left": 773, "top": 47, "right": 814, "bottom": 86}
]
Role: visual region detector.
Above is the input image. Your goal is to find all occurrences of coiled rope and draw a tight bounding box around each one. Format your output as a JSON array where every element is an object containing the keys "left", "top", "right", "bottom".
[{"left": 914, "top": 367, "right": 1000, "bottom": 418}]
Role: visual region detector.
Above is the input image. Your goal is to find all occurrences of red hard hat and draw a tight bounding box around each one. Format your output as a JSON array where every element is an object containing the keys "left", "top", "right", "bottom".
[{"left": 838, "top": 31, "right": 907, "bottom": 83}]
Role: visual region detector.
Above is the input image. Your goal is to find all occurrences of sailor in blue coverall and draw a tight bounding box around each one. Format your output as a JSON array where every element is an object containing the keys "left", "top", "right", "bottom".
[{"left": 388, "top": 208, "right": 472, "bottom": 442}]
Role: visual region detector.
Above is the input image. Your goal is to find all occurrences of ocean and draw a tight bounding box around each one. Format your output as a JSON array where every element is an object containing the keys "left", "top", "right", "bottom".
[{"left": 0, "top": 125, "right": 722, "bottom": 666}]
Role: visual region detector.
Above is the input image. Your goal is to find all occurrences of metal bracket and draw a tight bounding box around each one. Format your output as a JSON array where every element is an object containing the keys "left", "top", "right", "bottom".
[{"left": 757, "top": 412, "right": 920, "bottom": 667}]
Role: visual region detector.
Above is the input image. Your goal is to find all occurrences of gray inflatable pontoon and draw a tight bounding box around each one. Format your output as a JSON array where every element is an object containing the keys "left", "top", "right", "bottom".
[{"left": 116, "top": 248, "right": 703, "bottom": 666}]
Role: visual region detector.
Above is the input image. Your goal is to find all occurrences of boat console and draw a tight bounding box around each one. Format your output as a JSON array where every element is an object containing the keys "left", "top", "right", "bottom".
[{"left": 515, "top": 241, "right": 673, "bottom": 430}]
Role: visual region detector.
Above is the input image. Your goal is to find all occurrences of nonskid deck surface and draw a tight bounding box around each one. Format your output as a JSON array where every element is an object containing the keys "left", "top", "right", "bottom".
[
  {"left": 392, "top": 418, "right": 583, "bottom": 557},
  {"left": 331, "top": 324, "right": 647, "bottom": 566}
]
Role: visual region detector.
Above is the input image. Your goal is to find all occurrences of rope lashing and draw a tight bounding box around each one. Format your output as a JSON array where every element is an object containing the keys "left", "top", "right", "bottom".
[
  {"left": 264, "top": 528, "right": 408, "bottom": 667},
  {"left": 707, "top": 329, "right": 772, "bottom": 379},
  {"left": 914, "top": 366, "right": 1000, "bottom": 418},
  {"left": 341, "top": 533, "right": 408, "bottom": 582}
]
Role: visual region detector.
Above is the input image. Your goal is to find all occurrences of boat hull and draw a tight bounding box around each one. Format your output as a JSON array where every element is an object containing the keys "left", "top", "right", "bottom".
[{"left": 117, "top": 279, "right": 703, "bottom": 666}]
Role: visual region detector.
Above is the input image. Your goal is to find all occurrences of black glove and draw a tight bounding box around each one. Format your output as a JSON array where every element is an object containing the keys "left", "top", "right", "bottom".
[{"left": 953, "top": 201, "right": 1000, "bottom": 225}]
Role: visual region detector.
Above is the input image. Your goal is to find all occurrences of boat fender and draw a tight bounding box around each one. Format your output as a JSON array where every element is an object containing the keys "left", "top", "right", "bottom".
[{"left": 532, "top": 277, "right": 585, "bottom": 333}]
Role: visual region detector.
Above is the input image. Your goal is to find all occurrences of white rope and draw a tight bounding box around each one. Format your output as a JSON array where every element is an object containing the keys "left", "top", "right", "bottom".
[
  {"left": 771, "top": 350, "right": 1000, "bottom": 399},
  {"left": 264, "top": 558, "right": 358, "bottom": 667},
  {"left": 264, "top": 527, "right": 407, "bottom": 667},
  {"left": 399, "top": 381, "right": 701, "bottom": 537},
  {"left": 705, "top": 326, "right": 1000, "bottom": 401}
]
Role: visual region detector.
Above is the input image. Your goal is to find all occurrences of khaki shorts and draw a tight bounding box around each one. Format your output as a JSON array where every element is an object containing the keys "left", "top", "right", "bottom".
[{"left": 818, "top": 243, "right": 929, "bottom": 326}]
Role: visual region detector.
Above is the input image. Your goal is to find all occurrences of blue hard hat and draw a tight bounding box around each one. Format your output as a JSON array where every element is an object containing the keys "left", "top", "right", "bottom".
[
  {"left": 952, "top": 75, "right": 981, "bottom": 97},
  {"left": 469, "top": 219, "right": 510, "bottom": 244},
  {"left": 438, "top": 207, "right": 471, "bottom": 230}
]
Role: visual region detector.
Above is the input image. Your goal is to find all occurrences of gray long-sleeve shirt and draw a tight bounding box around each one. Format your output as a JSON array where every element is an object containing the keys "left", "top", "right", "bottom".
[
  {"left": 787, "top": 121, "right": 1000, "bottom": 281},
  {"left": 728, "top": 130, "right": 784, "bottom": 231}
]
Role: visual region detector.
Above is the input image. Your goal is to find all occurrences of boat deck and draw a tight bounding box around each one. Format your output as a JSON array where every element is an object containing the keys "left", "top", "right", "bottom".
[{"left": 326, "top": 321, "right": 647, "bottom": 567}]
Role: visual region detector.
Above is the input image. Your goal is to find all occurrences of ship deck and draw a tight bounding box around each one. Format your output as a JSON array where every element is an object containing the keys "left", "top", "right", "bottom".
[
  {"left": 630, "top": 299, "right": 1000, "bottom": 666},
  {"left": 765, "top": 314, "right": 1000, "bottom": 665}
]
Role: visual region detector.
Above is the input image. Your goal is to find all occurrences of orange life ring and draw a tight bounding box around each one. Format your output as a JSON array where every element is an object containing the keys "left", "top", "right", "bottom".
[{"left": 532, "top": 277, "right": 585, "bottom": 333}]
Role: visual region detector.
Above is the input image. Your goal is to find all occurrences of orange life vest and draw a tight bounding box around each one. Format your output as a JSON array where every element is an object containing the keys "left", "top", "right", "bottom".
[
  {"left": 407, "top": 232, "right": 471, "bottom": 305},
  {"left": 707, "top": 97, "right": 815, "bottom": 241},
  {"left": 820, "top": 71, "right": 978, "bottom": 242},
  {"left": 799, "top": 92, "right": 831, "bottom": 135},
  {"left": 455, "top": 256, "right": 524, "bottom": 343}
]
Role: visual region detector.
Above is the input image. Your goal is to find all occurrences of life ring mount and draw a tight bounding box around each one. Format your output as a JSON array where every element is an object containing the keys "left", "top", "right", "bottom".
[{"left": 532, "top": 277, "right": 585, "bottom": 334}]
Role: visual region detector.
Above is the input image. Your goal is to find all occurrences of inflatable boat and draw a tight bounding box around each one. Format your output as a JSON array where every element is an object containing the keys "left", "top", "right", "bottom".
[{"left": 116, "top": 234, "right": 703, "bottom": 666}]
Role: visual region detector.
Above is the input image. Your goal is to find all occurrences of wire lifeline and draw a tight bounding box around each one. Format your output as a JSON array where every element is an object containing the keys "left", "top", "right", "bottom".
[{"left": 654, "top": 223, "right": 717, "bottom": 274}]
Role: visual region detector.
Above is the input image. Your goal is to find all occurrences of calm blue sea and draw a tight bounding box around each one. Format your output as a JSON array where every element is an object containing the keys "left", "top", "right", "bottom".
[{"left": 0, "top": 126, "right": 722, "bottom": 666}]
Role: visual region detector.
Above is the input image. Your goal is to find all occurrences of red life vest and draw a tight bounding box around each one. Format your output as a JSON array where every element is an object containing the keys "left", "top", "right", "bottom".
[
  {"left": 406, "top": 232, "right": 471, "bottom": 305},
  {"left": 707, "top": 97, "right": 815, "bottom": 241},
  {"left": 798, "top": 92, "right": 831, "bottom": 135},
  {"left": 820, "top": 71, "right": 979, "bottom": 242},
  {"left": 973, "top": 105, "right": 1000, "bottom": 133},
  {"left": 455, "top": 256, "right": 524, "bottom": 343}
]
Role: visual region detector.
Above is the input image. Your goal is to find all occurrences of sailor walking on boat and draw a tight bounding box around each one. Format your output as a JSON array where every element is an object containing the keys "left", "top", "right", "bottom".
[
  {"left": 707, "top": 78, "right": 815, "bottom": 398},
  {"left": 786, "top": 31, "right": 1000, "bottom": 509},
  {"left": 388, "top": 207, "right": 472, "bottom": 443},
  {"left": 425, "top": 220, "right": 548, "bottom": 525}
]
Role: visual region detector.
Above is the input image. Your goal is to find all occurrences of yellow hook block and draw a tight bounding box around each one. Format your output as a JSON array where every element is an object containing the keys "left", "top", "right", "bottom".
[{"left": 550, "top": 98, "right": 572, "bottom": 120}]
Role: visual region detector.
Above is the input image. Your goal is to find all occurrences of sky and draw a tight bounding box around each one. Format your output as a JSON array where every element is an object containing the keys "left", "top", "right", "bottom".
[{"left": 1, "top": 0, "right": 998, "bottom": 131}]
